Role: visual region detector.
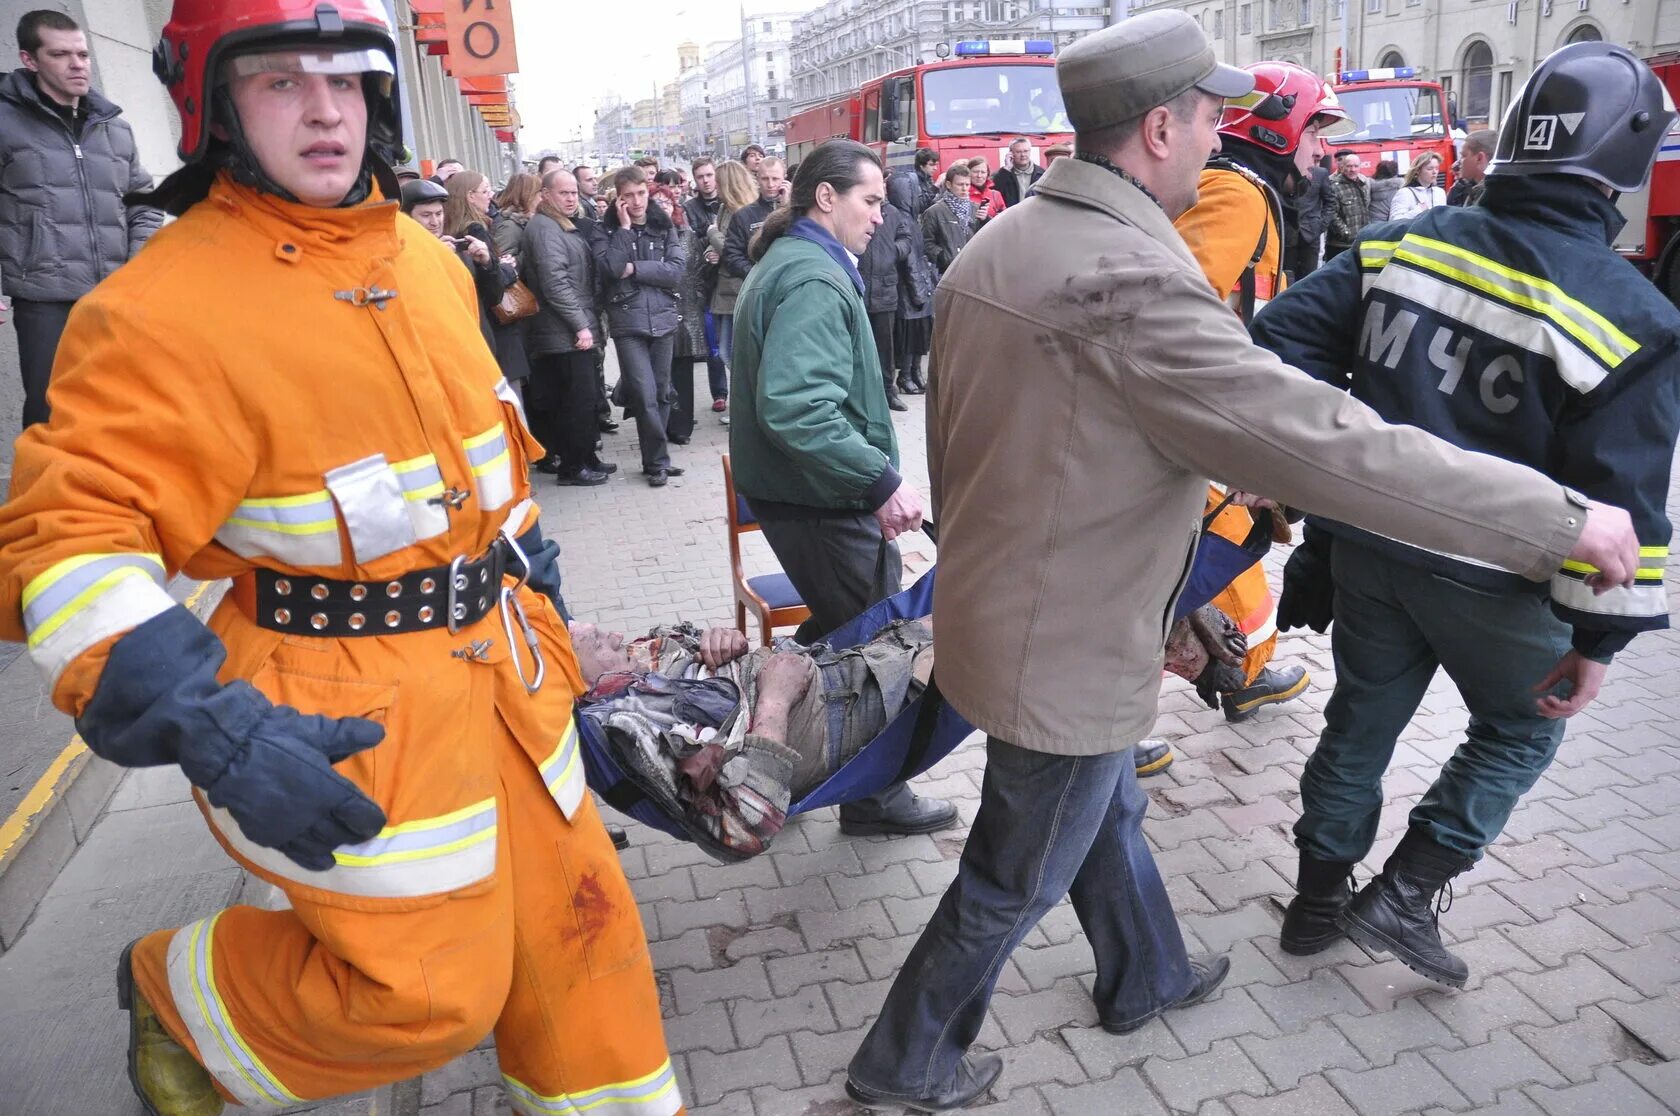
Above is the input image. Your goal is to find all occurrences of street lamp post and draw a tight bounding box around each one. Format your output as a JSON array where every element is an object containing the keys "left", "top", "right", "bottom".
[{"left": 740, "top": 3, "right": 757, "bottom": 147}]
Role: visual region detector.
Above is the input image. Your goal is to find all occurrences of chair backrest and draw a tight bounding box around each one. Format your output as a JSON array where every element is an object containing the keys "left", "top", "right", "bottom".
[{"left": 722, "top": 454, "right": 755, "bottom": 587}]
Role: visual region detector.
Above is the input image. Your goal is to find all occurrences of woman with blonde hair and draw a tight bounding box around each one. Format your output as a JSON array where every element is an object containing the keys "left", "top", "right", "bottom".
[
  {"left": 442, "top": 170, "right": 516, "bottom": 342},
  {"left": 1389, "top": 154, "right": 1448, "bottom": 221},
  {"left": 707, "top": 160, "right": 758, "bottom": 404},
  {"left": 489, "top": 172, "right": 542, "bottom": 385}
]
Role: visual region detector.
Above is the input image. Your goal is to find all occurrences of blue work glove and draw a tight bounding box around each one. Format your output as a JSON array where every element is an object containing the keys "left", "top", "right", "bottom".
[
  {"left": 515, "top": 524, "right": 571, "bottom": 623},
  {"left": 77, "top": 605, "right": 386, "bottom": 871}
]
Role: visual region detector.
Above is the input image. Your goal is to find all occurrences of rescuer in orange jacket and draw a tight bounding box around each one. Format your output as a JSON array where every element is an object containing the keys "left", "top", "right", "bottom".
[
  {"left": 1169, "top": 63, "right": 1355, "bottom": 723},
  {"left": 0, "top": 4, "right": 681, "bottom": 1115}
]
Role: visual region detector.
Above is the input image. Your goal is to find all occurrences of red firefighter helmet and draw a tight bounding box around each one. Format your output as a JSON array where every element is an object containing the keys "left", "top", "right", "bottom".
[
  {"left": 1218, "top": 62, "right": 1354, "bottom": 155},
  {"left": 152, "top": 0, "right": 401, "bottom": 165}
]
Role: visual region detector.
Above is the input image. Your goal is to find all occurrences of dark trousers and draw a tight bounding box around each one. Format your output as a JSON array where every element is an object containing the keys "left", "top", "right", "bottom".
[
  {"left": 849, "top": 738, "right": 1195, "bottom": 1098},
  {"left": 592, "top": 344, "right": 611, "bottom": 422},
  {"left": 668, "top": 358, "right": 696, "bottom": 441},
  {"left": 1286, "top": 235, "right": 1322, "bottom": 283},
  {"left": 614, "top": 333, "right": 675, "bottom": 471},
  {"left": 526, "top": 350, "right": 599, "bottom": 471},
  {"left": 868, "top": 310, "right": 897, "bottom": 390},
  {"left": 12, "top": 298, "right": 73, "bottom": 428},
  {"left": 1295, "top": 539, "right": 1571, "bottom": 863},
  {"left": 757, "top": 512, "right": 908, "bottom": 816}
]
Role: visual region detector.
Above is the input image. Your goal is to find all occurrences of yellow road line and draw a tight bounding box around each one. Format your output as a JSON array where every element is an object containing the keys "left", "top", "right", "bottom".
[{"left": 0, "top": 578, "right": 219, "bottom": 864}]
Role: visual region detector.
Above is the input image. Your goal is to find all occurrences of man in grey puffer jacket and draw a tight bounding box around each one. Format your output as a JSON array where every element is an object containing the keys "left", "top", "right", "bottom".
[{"left": 0, "top": 11, "right": 162, "bottom": 428}]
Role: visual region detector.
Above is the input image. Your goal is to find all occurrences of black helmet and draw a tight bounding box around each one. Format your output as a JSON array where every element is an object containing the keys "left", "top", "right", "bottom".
[
  {"left": 1489, "top": 41, "right": 1677, "bottom": 194},
  {"left": 400, "top": 177, "right": 448, "bottom": 213}
]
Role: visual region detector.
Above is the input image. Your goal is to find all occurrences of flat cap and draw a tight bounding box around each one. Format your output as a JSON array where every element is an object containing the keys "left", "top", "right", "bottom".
[{"left": 1057, "top": 11, "right": 1254, "bottom": 133}]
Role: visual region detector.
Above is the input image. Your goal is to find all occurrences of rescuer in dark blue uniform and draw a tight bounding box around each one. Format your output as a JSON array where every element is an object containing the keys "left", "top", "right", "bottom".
[{"left": 1248, "top": 41, "right": 1680, "bottom": 988}]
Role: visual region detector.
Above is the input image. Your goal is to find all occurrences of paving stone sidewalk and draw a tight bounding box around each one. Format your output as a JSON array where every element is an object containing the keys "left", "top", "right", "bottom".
[{"left": 0, "top": 387, "right": 1673, "bottom": 1115}]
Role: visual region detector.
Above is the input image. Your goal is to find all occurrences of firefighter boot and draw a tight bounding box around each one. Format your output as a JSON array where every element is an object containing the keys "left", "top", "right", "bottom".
[
  {"left": 1221, "top": 664, "right": 1309, "bottom": 723},
  {"left": 1338, "top": 829, "right": 1474, "bottom": 989},
  {"left": 1279, "top": 854, "right": 1356, "bottom": 955},
  {"left": 118, "top": 941, "right": 225, "bottom": 1116}
]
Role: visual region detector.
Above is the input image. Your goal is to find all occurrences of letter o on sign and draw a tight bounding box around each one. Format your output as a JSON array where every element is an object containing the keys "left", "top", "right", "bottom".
[{"left": 464, "top": 20, "right": 501, "bottom": 60}]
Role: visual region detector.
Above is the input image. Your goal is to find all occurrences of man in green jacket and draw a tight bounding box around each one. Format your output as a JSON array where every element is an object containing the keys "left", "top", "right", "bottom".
[{"left": 728, "top": 139, "right": 956, "bottom": 839}]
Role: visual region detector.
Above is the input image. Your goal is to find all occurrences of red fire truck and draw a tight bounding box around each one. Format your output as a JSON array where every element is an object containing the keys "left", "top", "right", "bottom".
[
  {"left": 784, "top": 39, "right": 1072, "bottom": 178},
  {"left": 1616, "top": 53, "right": 1680, "bottom": 306},
  {"left": 1327, "top": 67, "right": 1459, "bottom": 186}
]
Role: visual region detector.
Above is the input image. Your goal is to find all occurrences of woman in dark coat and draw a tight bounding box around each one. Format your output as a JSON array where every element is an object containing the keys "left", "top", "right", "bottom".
[
  {"left": 490, "top": 172, "right": 540, "bottom": 388},
  {"left": 443, "top": 170, "right": 517, "bottom": 350},
  {"left": 887, "top": 169, "right": 935, "bottom": 395}
]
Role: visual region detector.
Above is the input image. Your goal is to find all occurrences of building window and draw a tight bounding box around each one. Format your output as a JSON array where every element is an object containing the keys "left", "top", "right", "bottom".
[
  {"left": 1377, "top": 49, "right": 1406, "bottom": 67},
  {"left": 1496, "top": 70, "right": 1511, "bottom": 121},
  {"left": 1300, "top": 0, "right": 1312, "bottom": 21},
  {"left": 1566, "top": 21, "right": 1602, "bottom": 41},
  {"left": 762, "top": 20, "right": 772, "bottom": 32},
  {"left": 1334, "top": 0, "right": 1345, "bottom": 17},
  {"left": 1241, "top": 3, "right": 1252, "bottom": 31},
  {"left": 1214, "top": 8, "right": 1225, "bottom": 36},
  {"left": 1366, "top": 0, "right": 1381, "bottom": 12},
  {"left": 1462, "top": 40, "right": 1494, "bottom": 122}
]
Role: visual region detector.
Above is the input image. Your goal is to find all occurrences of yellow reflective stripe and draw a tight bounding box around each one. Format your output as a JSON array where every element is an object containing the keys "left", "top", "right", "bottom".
[
  {"left": 542, "top": 719, "right": 579, "bottom": 787},
  {"left": 1357, "top": 240, "right": 1399, "bottom": 267},
  {"left": 333, "top": 825, "right": 495, "bottom": 868},
  {"left": 1639, "top": 545, "right": 1668, "bottom": 558},
  {"left": 239, "top": 491, "right": 332, "bottom": 509},
  {"left": 27, "top": 567, "right": 157, "bottom": 648},
  {"left": 1395, "top": 235, "right": 1638, "bottom": 367},
  {"left": 222, "top": 516, "right": 338, "bottom": 535},
  {"left": 1561, "top": 559, "right": 1665, "bottom": 580},
  {"left": 378, "top": 796, "right": 495, "bottom": 836},
  {"left": 390, "top": 453, "right": 435, "bottom": 473},
  {"left": 463, "top": 425, "right": 505, "bottom": 451},
  {"left": 188, "top": 915, "right": 300, "bottom": 1107},
  {"left": 503, "top": 1058, "right": 683, "bottom": 1116},
  {"left": 404, "top": 482, "right": 446, "bottom": 502},
  {"left": 20, "top": 552, "right": 160, "bottom": 611},
  {"left": 471, "top": 449, "right": 512, "bottom": 477}
]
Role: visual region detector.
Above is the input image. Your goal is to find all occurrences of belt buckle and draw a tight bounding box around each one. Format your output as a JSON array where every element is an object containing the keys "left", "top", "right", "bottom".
[{"left": 447, "top": 554, "right": 468, "bottom": 633}]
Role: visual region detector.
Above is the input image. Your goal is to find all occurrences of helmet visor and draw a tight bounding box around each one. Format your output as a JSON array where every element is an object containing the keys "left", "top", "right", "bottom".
[{"left": 222, "top": 47, "right": 394, "bottom": 82}]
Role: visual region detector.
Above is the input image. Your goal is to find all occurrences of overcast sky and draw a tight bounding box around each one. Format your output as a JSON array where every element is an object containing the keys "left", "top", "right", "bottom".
[{"left": 512, "top": 0, "right": 811, "bottom": 151}]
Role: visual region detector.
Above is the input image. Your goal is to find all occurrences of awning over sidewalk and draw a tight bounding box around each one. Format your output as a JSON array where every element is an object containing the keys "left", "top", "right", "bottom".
[{"left": 406, "top": 0, "right": 522, "bottom": 141}]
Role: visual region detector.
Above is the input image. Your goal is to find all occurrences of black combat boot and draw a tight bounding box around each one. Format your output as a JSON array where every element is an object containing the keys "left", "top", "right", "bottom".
[
  {"left": 885, "top": 378, "right": 909, "bottom": 412},
  {"left": 1338, "top": 828, "right": 1474, "bottom": 988},
  {"left": 1279, "top": 854, "right": 1356, "bottom": 955}
]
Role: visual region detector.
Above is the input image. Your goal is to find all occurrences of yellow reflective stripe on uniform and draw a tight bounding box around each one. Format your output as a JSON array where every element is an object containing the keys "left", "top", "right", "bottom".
[
  {"left": 21, "top": 552, "right": 175, "bottom": 686},
  {"left": 201, "top": 794, "right": 498, "bottom": 899},
  {"left": 166, "top": 914, "right": 300, "bottom": 1109},
  {"left": 1549, "top": 575, "right": 1669, "bottom": 618},
  {"left": 1392, "top": 236, "right": 1639, "bottom": 370},
  {"left": 540, "top": 717, "right": 585, "bottom": 820},
  {"left": 216, "top": 490, "right": 343, "bottom": 567},
  {"left": 502, "top": 1059, "right": 683, "bottom": 1116},
  {"left": 464, "top": 424, "right": 514, "bottom": 512},
  {"left": 1368, "top": 265, "right": 1614, "bottom": 394},
  {"left": 1357, "top": 240, "right": 1399, "bottom": 269},
  {"left": 392, "top": 453, "right": 450, "bottom": 541},
  {"left": 1560, "top": 559, "right": 1665, "bottom": 583}
]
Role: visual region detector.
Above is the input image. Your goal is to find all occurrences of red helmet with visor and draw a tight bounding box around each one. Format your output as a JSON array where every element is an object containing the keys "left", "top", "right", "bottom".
[{"left": 1218, "top": 62, "right": 1354, "bottom": 155}]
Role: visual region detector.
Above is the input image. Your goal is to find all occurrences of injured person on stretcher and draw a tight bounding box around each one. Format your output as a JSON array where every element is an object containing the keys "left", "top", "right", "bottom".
[{"left": 568, "top": 601, "right": 1244, "bottom": 861}]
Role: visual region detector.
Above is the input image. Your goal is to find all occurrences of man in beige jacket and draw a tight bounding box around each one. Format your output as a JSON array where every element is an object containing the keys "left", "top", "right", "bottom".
[{"left": 843, "top": 12, "right": 1640, "bottom": 1112}]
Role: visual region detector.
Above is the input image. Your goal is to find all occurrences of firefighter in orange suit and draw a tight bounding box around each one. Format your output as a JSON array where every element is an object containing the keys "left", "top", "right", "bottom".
[
  {"left": 1168, "top": 62, "right": 1355, "bottom": 723},
  {"left": 0, "top": 3, "right": 681, "bottom": 1115}
]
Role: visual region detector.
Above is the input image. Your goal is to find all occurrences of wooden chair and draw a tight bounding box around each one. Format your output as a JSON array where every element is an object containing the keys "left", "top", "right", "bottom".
[{"left": 723, "top": 453, "right": 811, "bottom": 646}]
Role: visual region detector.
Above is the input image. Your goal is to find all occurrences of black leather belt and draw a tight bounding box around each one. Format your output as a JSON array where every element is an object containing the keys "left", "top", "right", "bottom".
[{"left": 242, "top": 542, "right": 512, "bottom": 638}]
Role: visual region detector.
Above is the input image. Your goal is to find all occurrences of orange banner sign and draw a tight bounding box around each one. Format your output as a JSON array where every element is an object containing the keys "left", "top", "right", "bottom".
[{"left": 442, "top": 0, "right": 519, "bottom": 78}]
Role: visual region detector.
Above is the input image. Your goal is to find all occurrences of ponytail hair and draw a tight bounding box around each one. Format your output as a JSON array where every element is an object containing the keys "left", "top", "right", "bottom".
[{"left": 748, "top": 139, "right": 883, "bottom": 263}]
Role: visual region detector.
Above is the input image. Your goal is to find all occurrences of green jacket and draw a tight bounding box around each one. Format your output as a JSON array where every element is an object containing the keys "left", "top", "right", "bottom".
[{"left": 728, "top": 232, "right": 900, "bottom": 513}]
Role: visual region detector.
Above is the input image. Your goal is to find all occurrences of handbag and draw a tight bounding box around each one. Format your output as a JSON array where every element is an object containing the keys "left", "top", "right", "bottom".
[{"left": 493, "top": 279, "right": 539, "bottom": 325}]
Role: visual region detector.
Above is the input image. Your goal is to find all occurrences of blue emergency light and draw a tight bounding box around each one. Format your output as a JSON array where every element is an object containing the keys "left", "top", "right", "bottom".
[
  {"left": 1336, "top": 66, "right": 1419, "bottom": 83},
  {"left": 954, "top": 39, "right": 1056, "bottom": 57}
]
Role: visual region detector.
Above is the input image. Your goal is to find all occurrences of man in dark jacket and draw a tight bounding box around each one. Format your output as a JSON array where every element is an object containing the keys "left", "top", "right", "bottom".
[
  {"left": 683, "top": 156, "right": 723, "bottom": 235},
  {"left": 921, "top": 165, "right": 977, "bottom": 276},
  {"left": 1289, "top": 157, "right": 1332, "bottom": 281},
  {"left": 0, "top": 10, "right": 161, "bottom": 428},
  {"left": 590, "top": 165, "right": 686, "bottom": 486},
  {"left": 722, "top": 157, "right": 786, "bottom": 284},
  {"left": 1446, "top": 129, "right": 1497, "bottom": 207},
  {"left": 856, "top": 200, "right": 912, "bottom": 412},
  {"left": 1323, "top": 153, "right": 1369, "bottom": 260},
  {"left": 992, "top": 138, "right": 1044, "bottom": 208}
]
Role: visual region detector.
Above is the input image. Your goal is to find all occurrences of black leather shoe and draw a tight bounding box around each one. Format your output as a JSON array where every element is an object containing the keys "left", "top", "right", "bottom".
[
  {"left": 647, "top": 470, "right": 669, "bottom": 488},
  {"left": 845, "top": 1052, "right": 1003, "bottom": 1113},
  {"left": 1339, "top": 829, "right": 1473, "bottom": 988},
  {"left": 670, "top": 434, "right": 691, "bottom": 445},
  {"left": 839, "top": 783, "right": 959, "bottom": 836},
  {"left": 1280, "top": 855, "right": 1356, "bottom": 955},
  {"left": 556, "top": 467, "right": 610, "bottom": 487},
  {"left": 586, "top": 458, "right": 619, "bottom": 475},
  {"left": 897, "top": 374, "right": 918, "bottom": 396},
  {"left": 599, "top": 418, "right": 621, "bottom": 433},
  {"left": 608, "top": 825, "right": 630, "bottom": 851},
  {"left": 1134, "top": 739, "right": 1174, "bottom": 777},
  {"left": 1102, "top": 954, "right": 1231, "bottom": 1034},
  {"left": 1222, "top": 664, "right": 1310, "bottom": 723},
  {"left": 642, "top": 465, "right": 685, "bottom": 477},
  {"left": 533, "top": 454, "right": 562, "bottom": 475}
]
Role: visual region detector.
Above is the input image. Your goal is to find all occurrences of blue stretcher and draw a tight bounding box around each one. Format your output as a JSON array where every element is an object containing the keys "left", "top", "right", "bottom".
[{"left": 578, "top": 509, "right": 1271, "bottom": 843}]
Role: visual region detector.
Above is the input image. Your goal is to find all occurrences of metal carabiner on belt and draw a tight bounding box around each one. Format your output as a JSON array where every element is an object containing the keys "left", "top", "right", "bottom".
[{"left": 496, "top": 527, "right": 544, "bottom": 693}]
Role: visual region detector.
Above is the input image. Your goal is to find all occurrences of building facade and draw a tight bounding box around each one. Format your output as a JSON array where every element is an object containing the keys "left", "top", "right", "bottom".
[
  {"left": 1126, "top": 0, "right": 1677, "bottom": 129},
  {"left": 704, "top": 11, "right": 801, "bottom": 154},
  {"left": 790, "top": 0, "right": 1113, "bottom": 111}
]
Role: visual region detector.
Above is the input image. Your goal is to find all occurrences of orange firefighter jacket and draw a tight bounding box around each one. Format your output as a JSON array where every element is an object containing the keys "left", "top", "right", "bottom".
[{"left": 0, "top": 175, "right": 586, "bottom": 905}]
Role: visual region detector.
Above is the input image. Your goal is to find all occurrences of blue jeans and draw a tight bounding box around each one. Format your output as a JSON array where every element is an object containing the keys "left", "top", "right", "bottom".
[
  {"left": 1295, "top": 539, "right": 1571, "bottom": 863},
  {"left": 849, "top": 738, "right": 1195, "bottom": 1099}
]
